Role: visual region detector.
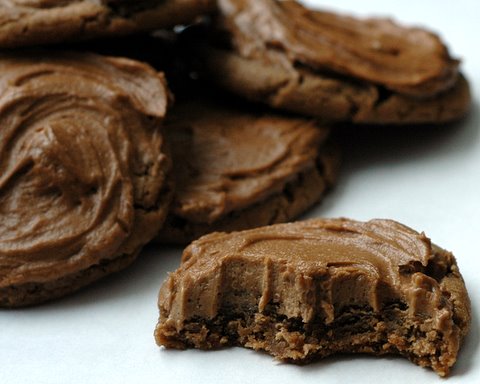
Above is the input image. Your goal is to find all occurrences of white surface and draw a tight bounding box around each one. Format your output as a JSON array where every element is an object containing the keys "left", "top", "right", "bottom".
[{"left": 1, "top": 1, "right": 479, "bottom": 383}]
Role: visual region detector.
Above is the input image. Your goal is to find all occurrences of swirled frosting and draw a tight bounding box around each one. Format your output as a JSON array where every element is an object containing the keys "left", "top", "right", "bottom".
[
  {"left": 0, "top": 52, "right": 171, "bottom": 293},
  {"left": 216, "top": 0, "right": 459, "bottom": 97}
]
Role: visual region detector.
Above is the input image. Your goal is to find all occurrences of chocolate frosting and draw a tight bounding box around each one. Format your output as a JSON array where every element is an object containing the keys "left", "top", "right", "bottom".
[
  {"left": 0, "top": 52, "right": 171, "bottom": 289},
  {"left": 216, "top": 0, "right": 459, "bottom": 97},
  {"left": 159, "top": 219, "right": 469, "bottom": 332},
  {"left": 164, "top": 100, "right": 328, "bottom": 224}
]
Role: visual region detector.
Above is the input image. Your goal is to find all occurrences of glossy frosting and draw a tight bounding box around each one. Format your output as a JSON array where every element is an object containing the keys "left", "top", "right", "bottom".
[
  {"left": 164, "top": 100, "right": 328, "bottom": 224},
  {"left": 0, "top": 52, "right": 170, "bottom": 288},
  {"left": 160, "top": 219, "right": 459, "bottom": 326},
  {"left": 217, "top": 0, "right": 459, "bottom": 97}
]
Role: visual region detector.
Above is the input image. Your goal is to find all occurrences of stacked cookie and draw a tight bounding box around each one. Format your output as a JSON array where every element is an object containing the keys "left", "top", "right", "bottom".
[
  {"left": 0, "top": 0, "right": 471, "bottom": 377},
  {"left": 203, "top": 0, "right": 470, "bottom": 124},
  {"left": 156, "top": 97, "right": 339, "bottom": 243}
]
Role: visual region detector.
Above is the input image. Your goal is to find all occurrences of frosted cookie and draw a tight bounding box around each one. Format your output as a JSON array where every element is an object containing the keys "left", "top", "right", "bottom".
[
  {"left": 156, "top": 218, "right": 471, "bottom": 377},
  {"left": 0, "top": 51, "right": 172, "bottom": 307},
  {"left": 156, "top": 99, "right": 339, "bottom": 243},
  {"left": 0, "top": 0, "right": 215, "bottom": 48},
  {"left": 200, "top": 0, "right": 470, "bottom": 124}
]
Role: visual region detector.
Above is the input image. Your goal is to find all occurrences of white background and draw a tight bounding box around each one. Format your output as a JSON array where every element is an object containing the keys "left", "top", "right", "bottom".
[{"left": 1, "top": 1, "right": 479, "bottom": 383}]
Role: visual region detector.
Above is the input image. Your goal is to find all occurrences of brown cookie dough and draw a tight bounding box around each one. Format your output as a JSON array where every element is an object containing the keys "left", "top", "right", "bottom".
[
  {"left": 0, "top": 0, "right": 215, "bottom": 48},
  {"left": 0, "top": 51, "right": 173, "bottom": 307},
  {"left": 199, "top": 0, "right": 470, "bottom": 124},
  {"left": 156, "top": 99, "right": 339, "bottom": 244},
  {"left": 155, "top": 219, "right": 471, "bottom": 377}
]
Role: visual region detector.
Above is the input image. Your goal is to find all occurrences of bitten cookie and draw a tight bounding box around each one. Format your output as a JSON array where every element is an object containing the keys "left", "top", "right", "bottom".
[
  {"left": 0, "top": 51, "right": 172, "bottom": 307},
  {"left": 156, "top": 219, "right": 471, "bottom": 377},
  {"left": 199, "top": 0, "right": 470, "bottom": 124},
  {"left": 156, "top": 98, "right": 339, "bottom": 243},
  {"left": 0, "top": 0, "right": 215, "bottom": 48}
]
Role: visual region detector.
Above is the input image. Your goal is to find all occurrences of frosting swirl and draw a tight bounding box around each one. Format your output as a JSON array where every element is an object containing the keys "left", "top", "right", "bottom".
[
  {"left": 164, "top": 100, "right": 327, "bottom": 224},
  {"left": 0, "top": 52, "right": 171, "bottom": 290}
]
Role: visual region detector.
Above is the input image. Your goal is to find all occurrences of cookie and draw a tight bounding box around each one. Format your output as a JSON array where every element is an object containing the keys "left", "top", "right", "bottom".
[
  {"left": 0, "top": 0, "right": 215, "bottom": 48},
  {"left": 0, "top": 51, "right": 173, "bottom": 307},
  {"left": 198, "top": 0, "right": 470, "bottom": 124},
  {"left": 155, "top": 218, "right": 471, "bottom": 377},
  {"left": 156, "top": 98, "right": 339, "bottom": 244}
]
